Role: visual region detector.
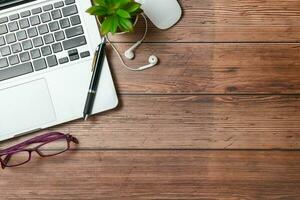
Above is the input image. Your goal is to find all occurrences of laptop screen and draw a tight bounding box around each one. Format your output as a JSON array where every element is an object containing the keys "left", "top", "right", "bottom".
[{"left": 0, "top": 0, "right": 35, "bottom": 9}]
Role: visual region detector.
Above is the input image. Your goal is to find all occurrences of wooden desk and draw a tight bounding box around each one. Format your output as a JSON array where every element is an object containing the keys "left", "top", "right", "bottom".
[{"left": 2, "top": 0, "right": 300, "bottom": 199}]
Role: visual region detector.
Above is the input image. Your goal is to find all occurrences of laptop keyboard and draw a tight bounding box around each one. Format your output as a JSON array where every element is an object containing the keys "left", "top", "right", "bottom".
[{"left": 0, "top": 0, "right": 90, "bottom": 82}]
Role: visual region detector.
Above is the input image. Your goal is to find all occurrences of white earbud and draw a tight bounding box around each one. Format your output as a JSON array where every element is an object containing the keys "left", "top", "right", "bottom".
[
  {"left": 137, "top": 55, "right": 159, "bottom": 70},
  {"left": 124, "top": 41, "right": 142, "bottom": 60}
]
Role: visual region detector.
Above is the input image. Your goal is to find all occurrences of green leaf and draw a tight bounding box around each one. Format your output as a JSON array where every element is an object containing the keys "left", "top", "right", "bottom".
[
  {"left": 86, "top": 6, "right": 107, "bottom": 16},
  {"left": 112, "top": 0, "right": 131, "bottom": 7},
  {"left": 93, "top": 0, "right": 106, "bottom": 7},
  {"left": 118, "top": 17, "right": 133, "bottom": 32},
  {"left": 101, "top": 18, "right": 111, "bottom": 35},
  {"left": 123, "top": 2, "right": 141, "bottom": 13},
  {"left": 101, "top": 15, "right": 118, "bottom": 35},
  {"left": 110, "top": 15, "right": 119, "bottom": 33},
  {"left": 116, "top": 9, "right": 131, "bottom": 18}
]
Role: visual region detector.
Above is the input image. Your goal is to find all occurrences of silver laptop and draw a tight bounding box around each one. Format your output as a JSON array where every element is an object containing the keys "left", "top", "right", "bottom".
[{"left": 0, "top": 0, "right": 118, "bottom": 141}]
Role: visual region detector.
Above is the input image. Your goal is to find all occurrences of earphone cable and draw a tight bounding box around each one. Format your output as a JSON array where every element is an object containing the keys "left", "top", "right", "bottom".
[{"left": 96, "top": 13, "right": 149, "bottom": 71}]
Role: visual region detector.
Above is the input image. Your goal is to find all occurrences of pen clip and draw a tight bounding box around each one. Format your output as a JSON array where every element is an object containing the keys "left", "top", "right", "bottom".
[
  {"left": 91, "top": 50, "right": 98, "bottom": 72},
  {"left": 91, "top": 38, "right": 106, "bottom": 72}
]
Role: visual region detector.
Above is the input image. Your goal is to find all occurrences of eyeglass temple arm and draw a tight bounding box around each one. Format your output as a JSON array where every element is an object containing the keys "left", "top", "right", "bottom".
[
  {"left": 1, "top": 132, "right": 65, "bottom": 153},
  {"left": 29, "top": 133, "right": 65, "bottom": 143},
  {"left": 32, "top": 133, "right": 79, "bottom": 144}
]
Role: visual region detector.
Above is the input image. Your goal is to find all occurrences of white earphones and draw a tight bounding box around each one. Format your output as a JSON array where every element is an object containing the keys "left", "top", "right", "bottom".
[
  {"left": 104, "top": 13, "right": 159, "bottom": 71},
  {"left": 124, "top": 41, "right": 141, "bottom": 60},
  {"left": 123, "top": 40, "right": 159, "bottom": 70}
]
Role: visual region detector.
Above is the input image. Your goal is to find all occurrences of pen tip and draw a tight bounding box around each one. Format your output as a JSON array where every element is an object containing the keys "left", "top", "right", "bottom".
[{"left": 84, "top": 115, "right": 89, "bottom": 121}]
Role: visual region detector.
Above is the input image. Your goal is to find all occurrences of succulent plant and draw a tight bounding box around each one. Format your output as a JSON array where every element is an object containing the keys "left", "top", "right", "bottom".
[{"left": 87, "top": 0, "right": 142, "bottom": 35}]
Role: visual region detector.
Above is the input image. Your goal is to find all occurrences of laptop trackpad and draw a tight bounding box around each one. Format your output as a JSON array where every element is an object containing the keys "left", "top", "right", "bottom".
[{"left": 0, "top": 79, "right": 56, "bottom": 137}]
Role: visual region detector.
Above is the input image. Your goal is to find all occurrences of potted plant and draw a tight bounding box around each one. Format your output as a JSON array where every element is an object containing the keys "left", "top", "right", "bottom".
[{"left": 86, "top": 0, "right": 142, "bottom": 36}]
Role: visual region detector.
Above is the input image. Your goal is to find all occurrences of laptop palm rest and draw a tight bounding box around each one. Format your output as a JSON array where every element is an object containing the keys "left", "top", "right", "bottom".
[{"left": 0, "top": 79, "right": 56, "bottom": 138}]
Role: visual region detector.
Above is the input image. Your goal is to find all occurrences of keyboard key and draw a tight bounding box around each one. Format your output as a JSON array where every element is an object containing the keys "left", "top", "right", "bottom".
[
  {"left": 49, "top": 21, "right": 60, "bottom": 32},
  {"left": 20, "top": 10, "right": 31, "bottom": 18},
  {"left": 41, "top": 12, "right": 51, "bottom": 23},
  {"left": 0, "top": 17, "right": 8, "bottom": 24},
  {"left": 16, "top": 30, "right": 27, "bottom": 41},
  {"left": 6, "top": 33, "right": 16, "bottom": 44},
  {"left": 68, "top": 49, "right": 79, "bottom": 61},
  {"left": 0, "top": 58, "right": 8, "bottom": 68},
  {"left": 0, "top": 36, "right": 5, "bottom": 46},
  {"left": 0, "top": 62, "right": 33, "bottom": 81},
  {"left": 41, "top": 45, "right": 52, "bottom": 56},
  {"left": 8, "top": 21, "right": 19, "bottom": 32},
  {"left": 33, "top": 36, "right": 44, "bottom": 47},
  {"left": 19, "top": 18, "right": 30, "bottom": 29},
  {"left": 54, "top": 1, "right": 64, "bottom": 8},
  {"left": 29, "top": 15, "right": 40, "bottom": 26},
  {"left": 68, "top": 49, "right": 77, "bottom": 56},
  {"left": 0, "top": 46, "right": 11, "bottom": 56},
  {"left": 33, "top": 58, "right": 47, "bottom": 71},
  {"left": 59, "top": 57, "right": 69, "bottom": 64},
  {"left": 11, "top": 43, "right": 22, "bottom": 53},
  {"left": 65, "top": 0, "right": 75, "bottom": 5},
  {"left": 0, "top": 24, "right": 8, "bottom": 35},
  {"left": 32, "top": 7, "right": 42, "bottom": 15},
  {"left": 62, "top": 5, "right": 78, "bottom": 17},
  {"left": 54, "top": 30, "right": 65, "bottom": 41},
  {"left": 19, "top": 52, "right": 30, "bottom": 62},
  {"left": 43, "top": 4, "right": 53, "bottom": 11},
  {"left": 52, "top": 43, "right": 62, "bottom": 53},
  {"left": 38, "top": 24, "right": 49, "bottom": 35},
  {"left": 22, "top": 40, "right": 33, "bottom": 50},
  {"left": 63, "top": 36, "right": 86, "bottom": 50},
  {"left": 80, "top": 51, "right": 90, "bottom": 58},
  {"left": 59, "top": 18, "right": 70, "bottom": 29},
  {"left": 51, "top": 10, "right": 62, "bottom": 20},
  {"left": 9, "top": 14, "right": 20, "bottom": 21},
  {"left": 43, "top": 33, "right": 54, "bottom": 44},
  {"left": 70, "top": 15, "right": 81, "bottom": 26},
  {"left": 30, "top": 49, "right": 41, "bottom": 59},
  {"left": 8, "top": 55, "right": 20, "bottom": 65},
  {"left": 27, "top": 27, "right": 38, "bottom": 37},
  {"left": 70, "top": 54, "right": 79, "bottom": 61},
  {"left": 65, "top": 25, "right": 83, "bottom": 38},
  {"left": 46, "top": 55, "right": 58, "bottom": 67}
]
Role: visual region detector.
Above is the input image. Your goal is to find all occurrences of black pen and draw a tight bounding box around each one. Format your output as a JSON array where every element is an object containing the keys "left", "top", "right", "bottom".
[{"left": 83, "top": 37, "right": 106, "bottom": 120}]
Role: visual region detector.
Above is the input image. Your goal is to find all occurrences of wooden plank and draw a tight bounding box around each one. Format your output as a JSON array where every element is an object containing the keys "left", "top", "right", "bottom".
[
  {"left": 1, "top": 150, "right": 300, "bottom": 199},
  {"left": 107, "top": 43, "right": 300, "bottom": 94},
  {"left": 2, "top": 95, "right": 300, "bottom": 149},
  {"left": 111, "top": 0, "right": 300, "bottom": 42}
]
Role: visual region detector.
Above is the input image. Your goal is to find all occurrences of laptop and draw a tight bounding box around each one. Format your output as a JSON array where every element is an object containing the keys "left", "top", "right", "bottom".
[{"left": 0, "top": 0, "right": 118, "bottom": 141}]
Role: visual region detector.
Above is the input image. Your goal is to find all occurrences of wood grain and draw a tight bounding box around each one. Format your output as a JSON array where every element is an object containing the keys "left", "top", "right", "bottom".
[
  {"left": 111, "top": 0, "right": 300, "bottom": 42},
  {"left": 2, "top": 95, "right": 300, "bottom": 149},
  {"left": 1, "top": 151, "right": 300, "bottom": 200},
  {"left": 1, "top": 0, "right": 300, "bottom": 199},
  {"left": 107, "top": 43, "right": 300, "bottom": 94}
]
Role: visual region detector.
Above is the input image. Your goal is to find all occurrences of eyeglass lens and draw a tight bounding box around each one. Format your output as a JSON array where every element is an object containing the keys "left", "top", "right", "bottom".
[
  {"left": 1, "top": 137, "right": 69, "bottom": 167},
  {"left": 37, "top": 137, "right": 69, "bottom": 156},
  {"left": 1, "top": 151, "right": 30, "bottom": 167}
]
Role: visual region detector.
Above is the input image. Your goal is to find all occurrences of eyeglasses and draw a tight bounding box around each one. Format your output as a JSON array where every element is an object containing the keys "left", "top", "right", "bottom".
[{"left": 0, "top": 132, "right": 79, "bottom": 169}]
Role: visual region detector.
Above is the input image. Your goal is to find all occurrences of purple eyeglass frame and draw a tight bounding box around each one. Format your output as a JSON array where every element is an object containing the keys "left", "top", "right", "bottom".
[{"left": 0, "top": 132, "right": 79, "bottom": 169}]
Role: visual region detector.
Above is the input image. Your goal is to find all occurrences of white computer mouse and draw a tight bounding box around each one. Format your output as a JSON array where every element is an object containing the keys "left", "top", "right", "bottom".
[{"left": 135, "top": 0, "right": 182, "bottom": 29}]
